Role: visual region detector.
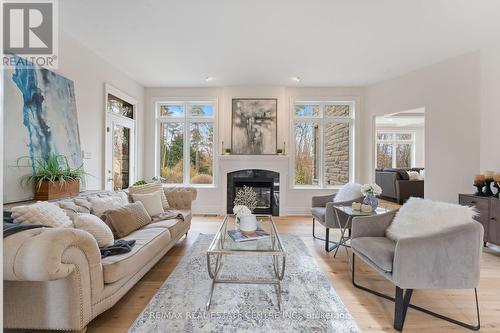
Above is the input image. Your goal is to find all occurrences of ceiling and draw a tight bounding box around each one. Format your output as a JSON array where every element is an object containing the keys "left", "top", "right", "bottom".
[
  {"left": 376, "top": 109, "right": 425, "bottom": 127},
  {"left": 60, "top": 0, "right": 500, "bottom": 87}
]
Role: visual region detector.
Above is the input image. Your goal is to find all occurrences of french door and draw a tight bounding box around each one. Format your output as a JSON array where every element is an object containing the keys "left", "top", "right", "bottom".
[{"left": 105, "top": 85, "right": 137, "bottom": 191}]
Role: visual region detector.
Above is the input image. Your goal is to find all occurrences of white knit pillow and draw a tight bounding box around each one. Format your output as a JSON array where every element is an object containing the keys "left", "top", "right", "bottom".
[
  {"left": 88, "top": 195, "right": 128, "bottom": 218},
  {"left": 11, "top": 202, "right": 72, "bottom": 228},
  {"left": 386, "top": 197, "right": 477, "bottom": 241},
  {"left": 74, "top": 213, "right": 114, "bottom": 247},
  {"left": 132, "top": 191, "right": 165, "bottom": 217},
  {"left": 334, "top": 183, "right": 363, "bottom": 202}
]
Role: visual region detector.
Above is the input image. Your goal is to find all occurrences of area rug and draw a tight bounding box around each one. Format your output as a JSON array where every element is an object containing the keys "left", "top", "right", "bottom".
[{"left": 128, "top": 234, "right": 361, "bottom": 333}]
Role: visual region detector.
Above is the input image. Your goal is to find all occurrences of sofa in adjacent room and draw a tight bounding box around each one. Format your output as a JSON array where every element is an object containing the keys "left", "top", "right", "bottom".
[
  {"left": 375, "top": 168, "right": 424, "bottom": 204},
  {"left": 3, "top": 186, "right": 197, "bottom": 332}
]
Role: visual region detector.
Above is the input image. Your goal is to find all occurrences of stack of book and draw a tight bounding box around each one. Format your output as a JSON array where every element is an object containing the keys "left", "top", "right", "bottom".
[{"left": 228, "top": 228, "right": 270, "bottom": 242}]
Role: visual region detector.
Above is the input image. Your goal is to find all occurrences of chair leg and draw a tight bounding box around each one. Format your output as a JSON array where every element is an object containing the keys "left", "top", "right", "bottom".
[
  {"left": 312, "top": 218, "right": 316, "bottom": 238},
  {"left": 352, "top": 253, "right": 480, "bottom": 331},
  {"left": 394, "top": 287, "right": 413, "bottom": 331},
  {"left": 325, "top": 228, "right": 330, "bottom": 252}
]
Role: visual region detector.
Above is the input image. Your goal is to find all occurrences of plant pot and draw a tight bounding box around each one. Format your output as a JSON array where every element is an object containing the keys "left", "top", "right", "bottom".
[
  {"left": 363, "top": 192, "right": 379, "bottom": 210},
  {"left": 239, "top": 215, "right": 258, "bottom": 235},
  {"left": 34, "top": 180, "right": 80, "bottom": 201}
]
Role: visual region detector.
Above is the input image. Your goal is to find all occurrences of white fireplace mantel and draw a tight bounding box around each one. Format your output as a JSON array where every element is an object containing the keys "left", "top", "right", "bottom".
[{"left": 217, "top": 155, "right": 290, "bottom": 216}]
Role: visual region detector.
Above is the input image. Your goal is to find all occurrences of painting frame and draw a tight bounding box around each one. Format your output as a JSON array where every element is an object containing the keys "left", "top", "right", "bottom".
[{"left": 231, "top": 98, "right": 278, "bottom": 155}]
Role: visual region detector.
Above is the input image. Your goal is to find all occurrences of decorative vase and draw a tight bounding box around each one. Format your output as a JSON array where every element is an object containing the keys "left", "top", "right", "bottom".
[
  {"left": 484, "top": 179, "right": 494, "bottom": 197},
  {"left": 239, "top": 215, "right": 258, "bottom": 235},
  {"left": 363, "top": 192, "right": 379, "bottom": 210}
]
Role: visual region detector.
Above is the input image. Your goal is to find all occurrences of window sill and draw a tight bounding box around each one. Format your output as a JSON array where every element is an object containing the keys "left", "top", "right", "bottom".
[
  {"left": 161, "top": 183, "right": 216, "bottom": 189},
  {"left": 292, "top": 185, "right": 345, "bottom": 190}
]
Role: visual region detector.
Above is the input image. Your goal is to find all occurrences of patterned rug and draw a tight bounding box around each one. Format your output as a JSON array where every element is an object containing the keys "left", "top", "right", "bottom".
[{"left": 128, "top": 234, "right": 361, "bottom": 333}]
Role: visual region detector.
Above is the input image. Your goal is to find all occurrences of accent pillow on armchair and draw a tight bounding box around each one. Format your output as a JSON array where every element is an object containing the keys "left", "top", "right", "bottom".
[{"left": 334, "top": 183, "right": 363, "bottom": 202}]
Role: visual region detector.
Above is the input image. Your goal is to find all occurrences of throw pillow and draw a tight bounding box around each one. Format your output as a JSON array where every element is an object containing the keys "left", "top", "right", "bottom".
[
  {"left": 88, "top": 195, "right": 129, "bottom": 218},
  {"left": 57, "top": 201, "right": 91, "bottom": 222},
  {"left": 132, "top": 190, "right": 165, "bottom": 217},
  {"left": 386, "top": 197, "right": 477, "bottom": 241},
  {"left": 11, "top": 202, "right": 73, "bottom": 228},
  {"left": 334, "top": 183, "right": 363, "bottom": 202},
  {"left": 407, "top": 171, "right": 420, "bottom": 181},
  {"left": 129, "top": 182, "right": 169, "bottom": 209},
  {"left": 104, "top": 202, "right": 151, "bottom": 238},
  {"left": 74, "top": 213, "right": 114, "bottom": 247}
]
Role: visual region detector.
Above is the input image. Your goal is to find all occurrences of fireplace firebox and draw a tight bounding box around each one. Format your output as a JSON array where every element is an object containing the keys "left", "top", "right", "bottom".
[{"left": 227, "top": 169, "right": 279, "bottom": 216}]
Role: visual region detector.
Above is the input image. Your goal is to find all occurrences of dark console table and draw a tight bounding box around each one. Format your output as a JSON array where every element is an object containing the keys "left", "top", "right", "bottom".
[{"left": 459, "top": 194, "right": 500, "bottom": 246}]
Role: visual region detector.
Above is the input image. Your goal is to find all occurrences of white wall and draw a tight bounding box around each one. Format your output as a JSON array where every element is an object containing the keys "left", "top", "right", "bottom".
[
  {"left": 144, "top": 86, "right": 364, "bottom": 215},
  {"left": 58, "top": 31, "right": 145, "bottom": 190},
  {"left": 480, "top": 44, "right": 500, "bottom": 172},
  {"left": 364, "top": 52, "right": 481, "bottom": 203}
]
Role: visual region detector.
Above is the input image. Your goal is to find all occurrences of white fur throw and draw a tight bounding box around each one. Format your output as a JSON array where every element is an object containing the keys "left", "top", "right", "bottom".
[
  {"left": 334, "top": 183, "right": 363, "bottom": 202},
  {"left": 386, "top": 197, "right": 477, "bottom": 241}
]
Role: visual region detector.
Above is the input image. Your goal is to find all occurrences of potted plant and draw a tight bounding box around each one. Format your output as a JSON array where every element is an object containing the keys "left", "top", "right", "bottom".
[{"left": 19, "top": 154, "right": 87, "bottom": 200}]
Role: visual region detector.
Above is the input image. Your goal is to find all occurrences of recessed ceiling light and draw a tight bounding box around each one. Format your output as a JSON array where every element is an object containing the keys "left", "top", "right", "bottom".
[
  {"left": 291, "top": 76, "right": 301, "bottom": 82},
  {"left": 205, "top": 76, "right": 214, "bottom": 82}
]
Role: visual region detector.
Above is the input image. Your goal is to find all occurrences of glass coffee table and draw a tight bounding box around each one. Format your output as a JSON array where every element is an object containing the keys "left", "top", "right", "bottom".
[{"left": 206, "top": 214, "right": 286, "bottom": 310}]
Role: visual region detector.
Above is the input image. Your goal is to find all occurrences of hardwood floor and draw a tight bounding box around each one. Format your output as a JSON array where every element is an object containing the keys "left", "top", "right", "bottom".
[{"left": 88, "top": 211, "right": 500, "bottom": 333}]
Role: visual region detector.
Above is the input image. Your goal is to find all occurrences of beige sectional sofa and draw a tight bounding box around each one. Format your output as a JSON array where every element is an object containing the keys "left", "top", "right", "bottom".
[{"left": 3, "top": 186, "right": 197, "bottom": 332}]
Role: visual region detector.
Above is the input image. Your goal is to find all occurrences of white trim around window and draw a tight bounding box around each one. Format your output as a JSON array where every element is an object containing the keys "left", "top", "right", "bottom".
[
  {"left": 375, "top": 130, "right": 416, "bottom": 169},
  {"left": 290, "top": 98, "right": 356, "bottom": 189},
  {"left": 154, "top": 98, "right": 218, "bottom": 188}
]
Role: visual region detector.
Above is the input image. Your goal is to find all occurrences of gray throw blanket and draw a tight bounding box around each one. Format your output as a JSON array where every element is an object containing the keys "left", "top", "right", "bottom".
[
  {"left": 100, "top": 240, "right": 136, "bottom": 258},
  {"left": 3, "top": 223, "right": 48, "bottom": 238}
]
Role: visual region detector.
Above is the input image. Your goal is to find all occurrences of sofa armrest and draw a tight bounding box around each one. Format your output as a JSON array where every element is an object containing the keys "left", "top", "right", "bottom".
[
  {"left": 351, "top": 210, "right": 398, "bottom": 239},
  {"left": 392, "top": 222, "right": 483, "bottom": 289},
  {"left": 4, "top": 227, "right": 103, "bottom": 283},
  {"left": 311, "top": 193, "right": 336, "bottom": 208},
  {"left": 396, "top": 180, "right": 424, "bottom": 203},
  {"left": 163, "top": 187, "right": 197, "bottom": 209}
]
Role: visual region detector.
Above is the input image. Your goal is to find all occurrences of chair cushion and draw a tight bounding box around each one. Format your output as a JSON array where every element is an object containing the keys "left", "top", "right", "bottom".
[
  {"left": 310, "top": 207, "right": 326, "bottom": 222},
  {"left": 351, "top": 237, "right": 396, "bottom": 272},
  {"left": 102, "top": 227, "right": 171, "bottom": 283}
]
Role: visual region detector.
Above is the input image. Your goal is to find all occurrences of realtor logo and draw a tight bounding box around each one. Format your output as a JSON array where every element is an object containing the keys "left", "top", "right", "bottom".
[{"left": 2, "top": 0, "right": 58, "bottom": 68}]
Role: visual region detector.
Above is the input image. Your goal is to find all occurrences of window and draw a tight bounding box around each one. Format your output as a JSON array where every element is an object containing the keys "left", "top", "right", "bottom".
[
  {"left": 157, "top": 101, "right": 215, "bottom": 186},
  {"left": 293, "top": 101, "right": 355, "bottom": 187},
  {"left": 376, "top": 131, "right": 414, "bottom": 168}
]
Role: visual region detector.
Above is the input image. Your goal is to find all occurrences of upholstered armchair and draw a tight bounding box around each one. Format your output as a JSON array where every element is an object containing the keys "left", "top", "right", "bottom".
[
  {"left": 350, "top": 210, "right": 483, "bottom": 331},
  {"left": 310, "top": 193, "right": 364, "bottom": 252}
]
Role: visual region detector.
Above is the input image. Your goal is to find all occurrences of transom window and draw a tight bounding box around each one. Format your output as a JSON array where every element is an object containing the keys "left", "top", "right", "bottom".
[
  {"left": 156, "top": 101, "right": 215, "bottom": 186},
  {"left": 376, "top": 131, "right": 414, "bottom": 169},
  {"left": 293, "top": 100, "right": 355, "bottom": 187}
]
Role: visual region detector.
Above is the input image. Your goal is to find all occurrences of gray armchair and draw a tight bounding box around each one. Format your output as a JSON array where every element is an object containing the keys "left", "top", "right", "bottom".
[
  {"left": 350, "top": 210, "right": 483, "bottom": 331},
  {"left": 310, "top": 193, "right": 364, "bottom": 252}
]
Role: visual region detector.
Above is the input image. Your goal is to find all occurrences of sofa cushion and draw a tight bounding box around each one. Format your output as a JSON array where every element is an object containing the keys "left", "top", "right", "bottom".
[
  {"left": 104, "top": 202, "right": 151, "bottom": 238},
  {"left": 352, "top": 237, "right": 396, "bottom": 272},
  {"left": 129, "top": 182, "right": 169, "bottom": 209},
  {"left": 11, "top": 202, "right": 73, "bottom": 228},
  {"left": 102, "top": 228, "right": 171, "bottom": 283},
  {"left": 310, "top": 207, "right": 326, "bottom": 222},
  {"left": 143, "top": 218, "right": 190, "bottom": 239}
]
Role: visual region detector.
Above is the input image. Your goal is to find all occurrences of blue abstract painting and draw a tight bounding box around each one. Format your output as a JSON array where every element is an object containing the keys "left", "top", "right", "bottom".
[{"left": 3, "top": 55, "right": 82, "bottom": 202}]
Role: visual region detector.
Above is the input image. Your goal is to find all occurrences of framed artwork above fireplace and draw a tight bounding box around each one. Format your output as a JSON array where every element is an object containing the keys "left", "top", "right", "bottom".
[{"left": 231, "top": 98, "right": 277, "bottom": 155}]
